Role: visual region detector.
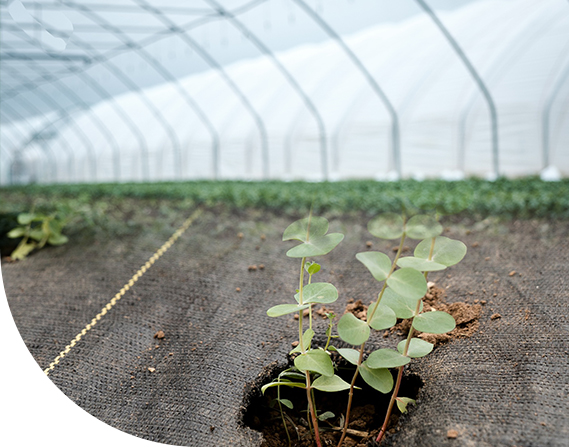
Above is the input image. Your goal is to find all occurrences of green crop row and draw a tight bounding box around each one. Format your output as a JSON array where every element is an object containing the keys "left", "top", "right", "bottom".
[{"left": 2, "top": 177, "right": 568, "bottom": 218}]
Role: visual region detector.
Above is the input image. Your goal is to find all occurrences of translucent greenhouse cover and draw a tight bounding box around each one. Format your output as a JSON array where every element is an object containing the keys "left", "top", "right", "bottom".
[{"left": 1, "top": 0, "right": 568, "bottom": 185}]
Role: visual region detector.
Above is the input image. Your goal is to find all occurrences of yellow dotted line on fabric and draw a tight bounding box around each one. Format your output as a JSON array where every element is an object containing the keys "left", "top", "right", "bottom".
[{"left": 43, "top": 208, "right": 203, "bottom": 376}]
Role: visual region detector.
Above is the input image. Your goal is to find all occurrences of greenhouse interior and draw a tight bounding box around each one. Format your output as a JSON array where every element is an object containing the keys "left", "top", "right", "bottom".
[
  {"left": 1, "top": 1, "right": 569, "bottom": 447},
  {"left": 1, "top": 0, "right": 568, "bottom": 184}
]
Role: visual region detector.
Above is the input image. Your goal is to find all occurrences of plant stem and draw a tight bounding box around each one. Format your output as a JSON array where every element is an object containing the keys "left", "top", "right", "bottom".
[
  {"left": 299, "top": 257, "right": 307, "bottom": 351},
  {"left": 298, "top": 256, "right": 323, "bottom": 447},
  {"left": 336, "top": 344, "right": 365, "bottom": 447},
  {"left": 306, "top": 374, "right": 323, "bottom": 447},
  {"left": 277, "top": 378, "right": 292, "bottom": 447},
  {"left": 367, "top": 232, "right": 406, "bottom": 322},
  {"left": 338, "top": 231, "right": 407, "bottom": 447},
  {"left": 376, "top": 302, "right": 418, "bottom": 444},
  {"left": 376, "top": 236, "right": 435, "bottom": 444},
  {"left": 308, "top": 272, "right": 313, "bottom": 332}
]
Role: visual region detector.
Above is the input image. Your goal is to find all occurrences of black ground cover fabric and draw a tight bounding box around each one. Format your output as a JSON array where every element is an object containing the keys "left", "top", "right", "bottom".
[{"left": 3, "top": 208, "right": 569, "bottom": 446}]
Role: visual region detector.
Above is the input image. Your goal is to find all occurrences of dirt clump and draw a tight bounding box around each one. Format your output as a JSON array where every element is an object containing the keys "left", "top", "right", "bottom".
[{"left": 345, "top": 283, "right": 481, "bottom": 347}]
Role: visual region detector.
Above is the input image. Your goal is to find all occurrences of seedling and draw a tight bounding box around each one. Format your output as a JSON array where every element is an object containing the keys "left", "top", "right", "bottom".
[
  {"left": 265, "top": 215, "right": 347, "bottom": 447},
  {"left": 263, "top": 212, "right": 466, "bottom": 447},
  {"left": 7, "top": 211, "right": 69, "bottom": 260},
  {"left": 335, "top": 212, "right": 466, "bottom": 445}
]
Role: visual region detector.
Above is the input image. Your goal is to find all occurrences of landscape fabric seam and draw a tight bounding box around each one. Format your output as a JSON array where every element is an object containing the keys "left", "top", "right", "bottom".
[{"left": 42, "top": 208, "right": 203, "bottom": 376}]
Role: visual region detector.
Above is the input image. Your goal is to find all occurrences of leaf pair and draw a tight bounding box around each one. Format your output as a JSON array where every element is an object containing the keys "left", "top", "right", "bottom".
[
  {"left": 397, "top": 236, "right": 467, "bottom": 271},
  {"left": 356, "top": 252, "right": 428, "bottom": 299},
  {"left": 267, "top": 282, "right": 339, "bottom": 317},
  {"left": 283, "top": 216, "right": 344, "bottom": 258},
  {"left": 368, "top": 213, "right": 442, "bottom": 240}
]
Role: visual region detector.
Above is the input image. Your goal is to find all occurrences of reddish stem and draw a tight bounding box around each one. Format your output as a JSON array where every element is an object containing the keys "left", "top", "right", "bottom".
[{"left": 305, "top": 374, "right": 323, "bottom": 447}]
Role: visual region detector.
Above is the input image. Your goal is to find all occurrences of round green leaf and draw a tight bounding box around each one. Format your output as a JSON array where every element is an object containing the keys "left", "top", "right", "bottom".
[
  {"left": 356, "top": 251, "right": 392, "bottom": 282},
  {"left": 29, "top": 229, "right": 45, "bottom": 242},
  {"left": 368, "top": 303, "right": 397, "bottom": 331},
  {"left": 396, "top": 397, "right": 416, "bottom": 414},
  {"left": 396, "top": 257, "right": 446, "bottom": 272},
  {"left": 368, "top": 213, "right": 405, "bottom": 240},
  {"left": 380, "top": 287, "right": 423, "bottom": 319},
  {"left": 283, "top": 217, "right": 328, "bottom": 242},
  {"left": 414, "top": 236, "right": 467, "bottom": 267},
  {"left": 286, "top": 233, "right": 344, "bottom": 258},
  {"left": 405, "top": 215, "right": 443, "bottom": 240},
  {"left": 397, "top": 338, "right": 434, "bottom": 358},
  {"left": 17, "top": 213, "right": 36, "bottom": 225},
  {"left": 312, "top": 374, "right": 351, "bottom": 392},
  {"left": 337, "top": 313, "right": 370, "bottom": 345},
  {"left": 386, "top": 268, "right": 427, "bottom": 300},
  {"left": 413, "top": 311, "right": 456, "bottom": 334},
  {"left": 306, "top": 262, "right": 321, "bottom": 275},
  {"left": 267, "top": 303, "right": 310, "bottom": 317},
  {"left": 48, "top": 233, "right": 68, "bottom": 246},
  {"left": 277, "top": 398, "right": 294, "bottom": 409},
  {"left": 318, "top": 411, "right": 335, "bottom": 421},
  {"left": 295, "top": 282, "right": 338, "bottom": 305},
  {"left": 7, "top": 227, "right": 26, "bottom": 238},
  {"left": 294, "top": 349, "right": 334, "bottom": 376},
  {"left": 336, "top": 348, "right": 361, "bottom": 366},
  {"left": 359, "top": 363, "right": 394, "bottom": 393},
  {"left": 366, "top": 349, "right": 410, "bottom": 369}
]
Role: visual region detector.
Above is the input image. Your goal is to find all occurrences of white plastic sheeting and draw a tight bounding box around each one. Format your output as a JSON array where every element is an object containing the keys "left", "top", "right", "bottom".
[{"left": 1, "top": 0, "right": 568, "bottom": 184}]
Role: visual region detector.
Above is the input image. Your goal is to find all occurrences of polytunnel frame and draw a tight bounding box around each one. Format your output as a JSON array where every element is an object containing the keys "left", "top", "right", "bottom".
[
  {"left": 2, "top": 27, "right": 125, "bottom": 181},
  {"left": 0, "top": 63, "right": 77, "bottom": 182},
  {"left": 414, "top": 0, "right": 500, "bottom": 178},
  {"left": 134, "top": 0, "right": 271, "bottom": 179},
  {"left": 0, "top": 101, "right": 57, "bottom": 183},
  {"left": 1, "top": 0, "right": 273, "bottom": 182},
  {"left": 59, "top": 0, "right": 221, "bottom": 180},
  {"left": 292, "top": 0, "right": 401, "bottom": 178},
  {"left": 203, "top": 0, "right": 330, "bottom": 180},
  {"left": 456, "top": 0, "right": 558, "bottom": 175},
  {"left": 542, "top": 57, "right": 569, "bottom": 170},
  {"left": 1, "top": 50, "right": 99, "bottom": 181}
]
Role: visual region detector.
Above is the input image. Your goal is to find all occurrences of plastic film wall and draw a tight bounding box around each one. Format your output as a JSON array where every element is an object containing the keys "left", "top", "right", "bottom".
[{"left": 1, "top": 0, "right": 568, "bottom": 185}]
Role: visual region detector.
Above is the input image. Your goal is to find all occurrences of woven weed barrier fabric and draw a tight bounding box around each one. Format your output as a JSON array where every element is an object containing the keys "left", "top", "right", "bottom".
[{"left": 3, "top": 208, "right": 569, "bottom": 447}]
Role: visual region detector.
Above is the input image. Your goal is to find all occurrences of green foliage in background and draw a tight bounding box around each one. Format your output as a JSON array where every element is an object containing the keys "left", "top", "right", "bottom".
[{"left": 2, "top": 177, "right": 568, "bottom": 218}]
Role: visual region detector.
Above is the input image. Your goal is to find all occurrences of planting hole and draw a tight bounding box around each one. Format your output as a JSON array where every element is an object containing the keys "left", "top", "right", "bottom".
[{"left": 241, "top": 358, "right": 422, "bottom": 447}]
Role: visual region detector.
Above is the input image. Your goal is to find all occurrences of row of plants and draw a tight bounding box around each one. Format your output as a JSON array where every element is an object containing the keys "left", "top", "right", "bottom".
[
  {"left": 2, "top": 177, "right": 568, "bottom": 218},
  {"left": 262, "top": 212, "right": 466, "bottom": 446}
]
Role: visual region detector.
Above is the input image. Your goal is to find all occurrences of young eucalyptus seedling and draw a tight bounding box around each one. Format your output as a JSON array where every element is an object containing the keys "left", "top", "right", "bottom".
[
  {"left": 333, "top": 212, "right": 466, "bottom": 447},
  {"left": 365, "top": 213, "right": 466, "bottom": 444},
  {"left": 7, "top": 211, "right": 69, "bottom": 260},
  {"left": 265, "top": 215, "right": 349, "bottom": 447}
]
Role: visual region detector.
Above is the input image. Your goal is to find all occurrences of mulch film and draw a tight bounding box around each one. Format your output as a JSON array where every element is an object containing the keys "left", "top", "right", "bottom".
[{"left": 3, "top": 208, "right": 569, "bottom": 446}]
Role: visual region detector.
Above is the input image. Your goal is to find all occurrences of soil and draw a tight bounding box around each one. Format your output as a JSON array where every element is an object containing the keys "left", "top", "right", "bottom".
[
  {"left": 242, "top": 284, "right": 482, "bottom": 446},
  {"left": 344, "top": 283, "right": 481, "bottom": 347},
  {"left": 242, "top": 360, "right": 422, "bottom": 447}
]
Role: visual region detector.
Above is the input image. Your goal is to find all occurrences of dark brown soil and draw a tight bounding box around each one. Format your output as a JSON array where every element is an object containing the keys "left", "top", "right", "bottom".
[{"left": 242, "top": 360, "right": 422, "bottom": 447}]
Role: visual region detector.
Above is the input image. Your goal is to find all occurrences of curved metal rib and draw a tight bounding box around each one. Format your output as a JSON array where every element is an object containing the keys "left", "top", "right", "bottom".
[
  {"left": 2, "top": 33, "right": 121, "bottom": 180},
  {"left": 64, "top": 1, "right": 221, "bottom": 180},
  {"left": 457, "top": 4, "right": 562, "bottom": 173},
  {"left": 292, "top": 0, "right": 400, "bottom": 177},
  {"left": 135, "top": 0, "right": 270, "bottom": 178},
  {"left": 1, "top": 65, "right": 76, "bottom": 181},
  {"left": 1, "top": 53, "right": 97, "bottom": 180},
  {"left": 415, "top": 0, "right": 499, "bottom": 177},
  {"left": 1, "top": 103, "right": 57, "bottom": 183},
  {"left": 204, "top": 0, "right": 329, "bottom": 180},
  {"left": 542, "top": 57, "right": 569, "bottom": 169}
]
